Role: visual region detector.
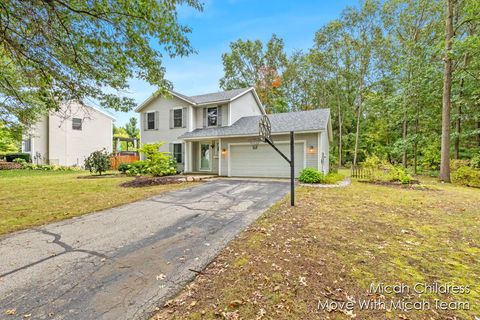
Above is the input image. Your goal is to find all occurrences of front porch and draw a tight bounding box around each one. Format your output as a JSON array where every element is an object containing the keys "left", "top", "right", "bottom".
[{"left": 183, "top": 140, "right": 221, "bottom": 175}]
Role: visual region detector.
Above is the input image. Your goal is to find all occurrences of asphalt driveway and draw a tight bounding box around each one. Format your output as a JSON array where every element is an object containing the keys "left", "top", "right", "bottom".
[{"left": 0, "top": 179, "right": 288, "bottom": 319}]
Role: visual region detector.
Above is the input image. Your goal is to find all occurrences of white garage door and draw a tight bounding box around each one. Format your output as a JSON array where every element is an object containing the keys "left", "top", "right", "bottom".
[{"left": 229, "top": 142, "right": 305, "bottom": 178}]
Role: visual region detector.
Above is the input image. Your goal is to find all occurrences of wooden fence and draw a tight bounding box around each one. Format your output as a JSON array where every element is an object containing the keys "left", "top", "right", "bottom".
[
  {"left": 351, "top": 166, "right": 373, "bottom": 179},
  {"left": 110, "top": 154, "right": 139, "bottom": 170}
]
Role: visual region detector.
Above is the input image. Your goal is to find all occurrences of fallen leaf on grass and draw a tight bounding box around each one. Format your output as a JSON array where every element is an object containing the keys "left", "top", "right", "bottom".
[{"left": 5, "top": 309, "right": 16, "bottom": 315}]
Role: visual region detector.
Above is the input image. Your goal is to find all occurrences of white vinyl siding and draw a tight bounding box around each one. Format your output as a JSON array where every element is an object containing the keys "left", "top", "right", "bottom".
[{"left": 139, "top": 95, "right": 190, "bottom": 156}]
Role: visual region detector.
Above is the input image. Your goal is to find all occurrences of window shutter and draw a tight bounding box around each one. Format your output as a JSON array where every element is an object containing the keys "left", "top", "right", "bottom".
[
  {"left": 217, "top": 106, "right": 222, "bottom": 127},
  {"left": 169, "top": 109, "right": 173, "bottom": 129},
  {"left": 181, "top": 143, "right": 185, "bottom": 164},
  {"left": 203, "top": 108, "right": 207, "bottom": 128},
  {"left": 142, "top": 113, "right": 147, "bottom": 131},
  {"left": 155, "top": 111, "right": 159, "bottom": 130},
  {"left": 182, "top": 107, "right": 187, "bottom": 128}
]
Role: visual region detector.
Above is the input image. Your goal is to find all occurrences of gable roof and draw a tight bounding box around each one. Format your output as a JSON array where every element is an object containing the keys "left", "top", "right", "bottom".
[
  {"left": 179, "top": 109, "right": 330, "bottom": 140},
  {"left": 135, "top": 87, "right": 264, "bottom": 112}
]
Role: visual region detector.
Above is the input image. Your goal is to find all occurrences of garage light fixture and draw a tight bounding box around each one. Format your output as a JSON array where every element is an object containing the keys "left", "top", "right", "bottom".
[
  {"left": 221, "top": 148, "right": 227, "bottom": 155},
  {"left": 308, "top": 146, "right": 315, "bottom": 153}
]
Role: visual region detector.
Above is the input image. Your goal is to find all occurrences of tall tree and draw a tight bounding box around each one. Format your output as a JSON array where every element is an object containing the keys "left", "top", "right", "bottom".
[
  {"left": 440, "top": 0, "right": 455, "bottom": 182},
  {"left": 124, "top": 117, "right": 139, "bottom": 140},
  {"left": 219, "top": 34, "right": 287, "bottom": 113},
  {"left": 0, "top": 0, "right": 202, "bottom": 128}
]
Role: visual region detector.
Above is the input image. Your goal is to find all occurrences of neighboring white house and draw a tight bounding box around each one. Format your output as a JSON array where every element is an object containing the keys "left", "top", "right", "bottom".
[
  {"left": 22, "top": 102, "right": 115, "bottom": 166},
  {"left": 136, "top": 87, "right": 332, "bottom": 178}
]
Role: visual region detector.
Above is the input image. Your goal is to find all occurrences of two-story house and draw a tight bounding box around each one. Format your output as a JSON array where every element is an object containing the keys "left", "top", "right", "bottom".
[
  {"left": 22, "top": 102, "right": 114, "bottom": 166},
  {"left": 136, "top": 87, "right": 332, "bottom": 178}
]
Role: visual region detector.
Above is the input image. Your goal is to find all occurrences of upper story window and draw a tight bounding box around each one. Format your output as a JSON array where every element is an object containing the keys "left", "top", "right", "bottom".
[
  {"left": 173, "top": 109, "right": 183, "bottom": 128},
  {"left": 147, "top": 112, "right": 155, "bottom": 130},
  {"left": 207, "top": 107, "right": 218, "bottom": 127},
  {"left": 72, "top": 118, "right": 82, "bottom": 130}
]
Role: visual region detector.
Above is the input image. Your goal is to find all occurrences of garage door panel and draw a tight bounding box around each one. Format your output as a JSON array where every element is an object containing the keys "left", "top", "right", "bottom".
[{"left": 229, "top": 143, "right": 304, "bottom": 178}]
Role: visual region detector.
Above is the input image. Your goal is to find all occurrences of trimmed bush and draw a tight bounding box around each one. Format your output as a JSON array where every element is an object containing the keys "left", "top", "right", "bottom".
[
  {"left": 452, "top": 166, "right": 480, "bottom": 188},
  {"left": 123, "top": 142, "right": 177, "bottom": 177},
  {"left": 85, "top": 149, "right": 111, "bottom": 175},
  {"left": 471, "top": 153, "right": 480, "bottom": 169},
  {"left": 6, "top": 153, "right": 30, "bottom": 162},
  {"left": 118, "top": 163, "right": 131, "bottom": 173},
  {"left": 299, "top": 168, "right": 323, "bottom": 184}
]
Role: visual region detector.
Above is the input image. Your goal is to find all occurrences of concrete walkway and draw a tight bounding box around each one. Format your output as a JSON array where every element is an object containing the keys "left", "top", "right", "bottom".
[{"left": 0, "top": 180, "right": 289, "bottom": 320}]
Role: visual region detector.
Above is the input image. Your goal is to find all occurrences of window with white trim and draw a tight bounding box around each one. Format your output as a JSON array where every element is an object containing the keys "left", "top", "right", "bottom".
[
  {"left": 72, "top": 118, "right": 82, "bottom": 130},
  {"left": 173, "top": 143, "right": 182, "bottom": 163},
  {"left": 147, "top": 112, "right": 155, "bottom": 130},
  {"left": 207, "top": 107, "right": 217, "bottom": 126},
  {"left": 23, "top": 138, "right": 31, "bottom": 152},
  {"left": 173, "top": 109, "right": 183, "bottom": 128}
]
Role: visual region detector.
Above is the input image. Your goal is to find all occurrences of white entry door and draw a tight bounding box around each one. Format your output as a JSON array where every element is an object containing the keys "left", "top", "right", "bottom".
[{"left": 199, "top": 142, "right": 211, "bottom": 171}]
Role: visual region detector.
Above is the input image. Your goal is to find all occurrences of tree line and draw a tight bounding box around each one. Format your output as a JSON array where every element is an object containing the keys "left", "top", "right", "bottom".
[{"left": 219, "top": 0, "right": 480, "bottom": 181}]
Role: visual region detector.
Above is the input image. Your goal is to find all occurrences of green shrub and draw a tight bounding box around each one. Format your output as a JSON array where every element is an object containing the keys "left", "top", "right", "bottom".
[
  {"left": 386, "top": 166, "right": 413, "bottom": 184},
  {"left": 6, "top": 153, "right": 30, "bottom": 162},
  {"left": 12, "top": 158, "right": 27, "bottom": 164},
  {"left": 421, "top": 143, "right": 441, "bottom": 171},
  {"left": 20, "top": 163, "right": 81, "bottom": 171},
  {"left": 299, "top": 168, "right": 323, "bottom": 184},
  {"left": 324, "top": 172, "right": 345, "bottom": 184},
  {"left": 451, "top": 166, "right": 480, "bottom": 188},
  {"left": 470, "top": 153, "right": 480, "bottom": 169},
  {"left": 450, "top": 159, "right": 470, "bottom": 171},
  {"left": 126, "top": 142, "right": 177, "bottom": 177},
  {"left": 118, "top": 163, "right": 131, "bottom": 173},
  {"left": 84, "top": 149, "right": 111, "bottom": 175},
  {"left": 361, "top": 155, "right": 413, "bottom": 184}
]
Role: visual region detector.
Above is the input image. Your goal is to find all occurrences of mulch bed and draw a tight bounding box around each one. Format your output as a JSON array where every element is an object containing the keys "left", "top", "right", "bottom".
[
  {"left": 358, "top": 179, "right": 437, "bottom": 190},
  {"left": 77, "top": 174, "right": 119, "bottom": 179},
  {"left": 0, "top": 162, "right": 22, "bottom": 170},
  {"left": 120, "top": 176, "right": 185, "bottom": 188}
]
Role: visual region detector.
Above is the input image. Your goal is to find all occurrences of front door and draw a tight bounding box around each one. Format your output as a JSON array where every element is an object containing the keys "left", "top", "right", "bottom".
[{"left": 199, "top": 142, "right": 211, "bottom": 171}]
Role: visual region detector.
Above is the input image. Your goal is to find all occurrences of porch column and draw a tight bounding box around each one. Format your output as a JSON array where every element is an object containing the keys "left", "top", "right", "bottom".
[{"left": 186, "top": 141, "right": 192, "bottom": 172}]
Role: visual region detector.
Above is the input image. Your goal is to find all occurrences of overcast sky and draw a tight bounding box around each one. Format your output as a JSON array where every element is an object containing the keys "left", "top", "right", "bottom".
[{"left": 111, "top": 0, "right": 358, "bottom": 126}]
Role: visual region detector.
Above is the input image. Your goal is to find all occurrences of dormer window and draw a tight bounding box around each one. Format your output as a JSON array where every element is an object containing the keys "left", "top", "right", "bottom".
[{"left": 207, "top": 107, "right": 218, "bottom": 127}]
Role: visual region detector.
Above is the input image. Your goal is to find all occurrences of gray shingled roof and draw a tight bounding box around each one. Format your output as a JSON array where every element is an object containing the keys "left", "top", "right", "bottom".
[
  {"left": 179, "top": 109, "right": 330, "bottom": 139},
  {"left": 187, "top": 88, "right": 252, "bottom": 105}
]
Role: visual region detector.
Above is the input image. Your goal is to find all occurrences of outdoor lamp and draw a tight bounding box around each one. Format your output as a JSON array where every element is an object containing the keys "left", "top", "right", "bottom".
[
  {"left": 309, "top": 146, "right": 315, "bottom": 153},
  {"left": 221, "top": 148, "right": 227, "bottom": 155}
]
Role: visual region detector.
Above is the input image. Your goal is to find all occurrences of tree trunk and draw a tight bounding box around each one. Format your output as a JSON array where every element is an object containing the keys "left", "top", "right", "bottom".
[
  {"left": 414, "top": 116, "right": 419, "bottom": 175},
  {"left": 338, "top": 104, "right": 343, "bottom": 167},
  {"left": 402, "top": 113, "right": 408, "bottom": 168},
  {"left": 454, "top": 78, "right": 463, "bottom": 160},
  {"left": 439, "top": 0, "right": 455, "bottom": 182},
  {"left": 454, "top": 52, "right": 468, "bottom": 159},
  {"left": 353, "top": 101, "right": 361, "bottom": 166}
]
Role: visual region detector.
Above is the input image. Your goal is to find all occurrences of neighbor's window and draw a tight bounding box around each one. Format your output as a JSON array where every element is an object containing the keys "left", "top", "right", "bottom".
[
  {"left": 23, "top": 138, "right": 31, "bottom": 152},
  {"left": 173, "top": 143, "right": 182, "bottom": 163},
  {"left": 72, "top": 118, "right": 82, "bottom": 130},
  {"left": 173, "top": 109, "right": 183, "bottom": 128},
  {"left": 207, "top": 107, "right": 218, "bottom": 126},
  {"left": 147, "top": 112, "right": 155, "bottom": 130}
]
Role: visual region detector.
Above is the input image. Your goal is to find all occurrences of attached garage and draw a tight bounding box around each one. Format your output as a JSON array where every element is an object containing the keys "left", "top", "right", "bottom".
[{"left": 228, "top": 142, "right": 305, "bottom": 178}]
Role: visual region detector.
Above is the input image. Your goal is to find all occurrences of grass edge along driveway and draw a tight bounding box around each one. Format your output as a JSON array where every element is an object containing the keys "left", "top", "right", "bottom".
[
  {"left": 0, "top": 170, "right": 197, "bottom": 235},
  {"left": 155, "top": 179, "right": 480, "bottom": 320}
]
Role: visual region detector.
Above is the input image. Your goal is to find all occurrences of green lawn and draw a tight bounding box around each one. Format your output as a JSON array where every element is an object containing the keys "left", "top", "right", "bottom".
[
  {"left": 0, "top": 170, "right": 195, "bottom": 235},
  {"left": 156, "top": 177, "right": 480, "bottom": 319}
]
